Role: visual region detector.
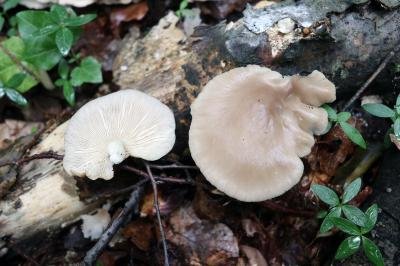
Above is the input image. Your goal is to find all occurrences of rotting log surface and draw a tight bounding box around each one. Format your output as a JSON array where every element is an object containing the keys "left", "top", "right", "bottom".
[{"left": 1, "top": 0, "right": 400, "bottom": 245}]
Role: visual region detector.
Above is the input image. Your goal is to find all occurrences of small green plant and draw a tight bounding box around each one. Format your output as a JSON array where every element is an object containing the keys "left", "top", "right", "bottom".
[
  {"left": 394, "top": 64, "right": 400, "bottom": 74},
  {"left": 323, "top": 104, "right": 367, "bottom": 149},
  {"left": 176, "top": 0, "right": 191, "bottom": 18},
  {"left": 0, "top": 73, "right": 28, "bottom": 106},
  {"left": 0, "top": 4, "right": 102, "bottom": 106},
  {"left": 362, "top": 94, "right": 400, "bottom": 143},
  {"left": 311, "top": 178, "right": 383, "bottom": 266},
  {"left": 0, "top": 0, "right": 20, "bottom": 35}
]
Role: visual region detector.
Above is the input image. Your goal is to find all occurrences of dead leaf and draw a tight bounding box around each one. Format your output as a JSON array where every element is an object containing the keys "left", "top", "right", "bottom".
[
  {"left": 75, "top": 15, "right": 123, "bottom": 71},
  {"left": 240, "top": 245, "right": 268, "bottom": 266},
  {"left": 0, "top": 120, "right": 43, "bottom": 150},
  {"left": 140, "top": 188, "right": 185, "bottom": 217},
  {"left": 97, "top": 251, "right": 126, "bottom": 266},
  {"left": 193, "top": 185, "right": 226, "bottom": 221},
  {"left": 110, "top": 1, "right": 149, "bottom": 29},
  {"left": 197, "top": 0, "right": 250, "bottom": 19},
  {"left": 349, "top": 186, "right": 373, "bottom": 206},
  {"left": 122, "top": 220, "right": 154, "bottom": 251},
  {"left": 166, "top": 205, "right": 239, "bottom": 265},
  {"left": 306, "top": 123, "right": 355, "bottom": 178},
  {"left": 241, "top": 219, "right": 264, "bottom": 238}
]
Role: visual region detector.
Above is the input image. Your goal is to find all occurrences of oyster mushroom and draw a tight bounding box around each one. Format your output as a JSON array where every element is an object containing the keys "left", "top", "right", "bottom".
[
  {"left": 63, "top": 89, "right": 176, "bottom": 180},
  {"left": 189, "top": 65, "right": 335, "bottom": 202}
]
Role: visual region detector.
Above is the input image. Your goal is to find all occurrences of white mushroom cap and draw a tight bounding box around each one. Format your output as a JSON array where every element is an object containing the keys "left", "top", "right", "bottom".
[
  {"left": 189, "top": 65, "right": 335, "bottom": 202},
  {"left": 63, "top": 90, "right": 175, "bottom": 180}
]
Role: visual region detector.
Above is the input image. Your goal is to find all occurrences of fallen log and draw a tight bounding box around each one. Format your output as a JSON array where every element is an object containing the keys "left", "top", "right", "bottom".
[{"left": 1, "top": 0, "right": 400, "bottom": 246}]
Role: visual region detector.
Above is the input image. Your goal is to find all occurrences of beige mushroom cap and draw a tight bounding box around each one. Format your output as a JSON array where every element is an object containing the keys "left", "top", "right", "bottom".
[
  {"left": 189, "top": 65, "right": 335, "bottom": 202},
  {"left": 63, "top": 90, "right": 175, "bottom": 180}
]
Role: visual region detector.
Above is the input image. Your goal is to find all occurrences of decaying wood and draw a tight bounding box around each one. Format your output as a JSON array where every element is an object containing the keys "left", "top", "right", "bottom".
[
  {"left": 114, "top": 0, "right": 400, "bottom": 114},
  {"left": 0, "top": 123, "right": 99, "bottom": 241},
  {"left": 2, "top": 0, "right": 400, "bottom": 246}
]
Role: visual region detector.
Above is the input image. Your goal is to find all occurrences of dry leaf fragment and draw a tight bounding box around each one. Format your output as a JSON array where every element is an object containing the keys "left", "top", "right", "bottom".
[
  {"left": 110, "top": 1, "right": 149, "bottom": 29},
  {"left": 167, "top": 205, "right": 239, "bottom": 265},
  {"left": 122, "top": 220, "right": 154, "bottom": 251},
  {"left": 0, "top": 120, "right": 43, "bottom": 150},
  {"left": 240, "top": 245, "right": 268, "bottom": 266}
]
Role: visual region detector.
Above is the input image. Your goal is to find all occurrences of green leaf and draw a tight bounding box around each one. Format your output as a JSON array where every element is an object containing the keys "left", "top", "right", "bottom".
[
  {"left": 7, "top": 28, "right": 17, "bottom": 37},
  {"left": 342, "top": 205, "right": 370, "bottom": 227},
  {"left": 55, "top": 27, "right": 73, "bottom": 56},
  {"left": 70, "top": 56, "right": 102, "bottom": 86},
  {"left": 362, "top": 204, "right": 379, "bottom": 234},
  {"left": 0, "top": 15, "right": 4, "bottom": 32},
  {"left": 337, "top": 112, "right": 351, "bottom": 123},
  {"left": 317, "top": 210, "right": 328, "bottom": 219},
  {"left": 362, "top": 237, "right": 384, "bottom": 266},
  {"left": 329, "top": 217, "right": 361, "bottom": 235},
  {"left": 55, "top": 78, "right": 64, "bottom": 87},
  {"left": 9, "top": 16, "right": 17, "bottom": 27},
  {"left": 322, "top": 104, "right": 338, "bottom": 121},
  {"left": 5, "top": 73, "right": 26, "bottom": 88},
  {"left": 362, "top": 103, "right": 395, "bottom": 118},
  {"left": 339, "top": 121, "right": 367, "bottom": 149},
  {"left": 394, "top": 117, "right": 400, "bottom": 139},
  {"left": 311, "top": 184, "right": 340, "bottom": 207},
  {"left": 0, "top": 87, "right": 5, "bottom": 98},
  {"left": 37, "top": 24, "right": 59, "bottom": 37},
  {"left": 396, "top": 93, "right": 400, "bottom": 106},
  {"left": 0, "top": 37, "right": 38, "bottom": 92},
  {"left": 320, "top": 207, "right": 342, "bottom": 233},
  {"left": 342, "top": 178, "right": 362, "bottom": 203},
  {"left": 62, "top": 80, "right": 75, "bottom": 106},
  {"left": 50, "top": 5, "right": 69, "bottom": 23},
  {"left": 3, "top": 0, "right": 20, "bottom": 12},
  {"left": 16, "top": 10, "right": 55, "bottom": 39},
  {"left": 335, "top": 236, "right": 361, "bottom": 260},
  {"left": 58, "top": 59, "right": 69, "bottom": 79},
  {"left": 179, "top": 0, "right": 189, "bottom": 10},
  {"left": 4, "top": 88, "right": 27, "bottom": 106},
  {"left": 64, "top": 14, "right": 96, "bottom": 27},
  {"left": 22, "top": 35, "right": 61, "bottom": 70}
]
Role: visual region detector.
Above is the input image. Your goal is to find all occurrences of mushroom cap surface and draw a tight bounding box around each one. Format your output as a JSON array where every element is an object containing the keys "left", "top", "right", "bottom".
[
  {"left": 189, "top": 65, "right": 335, "bottom": 202},
  {"left": 63, "top": 90, "right": 176, "bottom": 180}
]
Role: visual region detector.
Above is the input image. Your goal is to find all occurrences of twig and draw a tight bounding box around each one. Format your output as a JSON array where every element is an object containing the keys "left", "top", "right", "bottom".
[
  {"left": 83, "top": 179, "right": 147, "bottom": 266},
  {"left": 0, "top": 43, "right": 54, "bottom": 90},
  {"left": 343, "top": 42, "right": 400, "bottom": 110},
  {"left": 120, "top": 164, "right": 195, "bottom": 185},
  {"left": 145, "top": 162, "right": 170, "bottom": 266},
  {"left": 261, "top": 200, "right": 315, "bottom": 218},
  {"left": 148, "top": 163, "right": 198, "bottom": 170},
  {"left": 120, "top": 164, "right": 149, "bottom": 178},
  {"left": 0, "top": 152, "right": 64, "bottom": 168}
]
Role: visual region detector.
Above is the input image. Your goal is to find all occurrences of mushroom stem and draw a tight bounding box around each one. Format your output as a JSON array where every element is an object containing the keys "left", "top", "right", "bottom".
[{"left": 107, "top": 140, "right": 127, "bottom": 164}]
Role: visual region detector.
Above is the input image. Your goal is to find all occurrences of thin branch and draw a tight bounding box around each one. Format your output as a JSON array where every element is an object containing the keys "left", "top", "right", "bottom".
[
  {"left": 83, "top": 179, "right": 147, "bottom": 266},
  {"left": 0, "top": 43, "right": 54, "bottom": 90},
  {"left": 343, "top": 42, "right": 400, "bottom": 110},
  {"left": 0, "top": 152, "right": 64, "bottom": 168},
  {"left": 120, "top": 164, "right": 195, "bottom": 185},
  {"left": 261, "top": 200, "right": 315, "bottom": 218},
  {"left": 145, "top": 162, "right": 170, "bottom": 266},
  {"left": 148, "top": 163, "right": 198, "bottom": 170}
]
